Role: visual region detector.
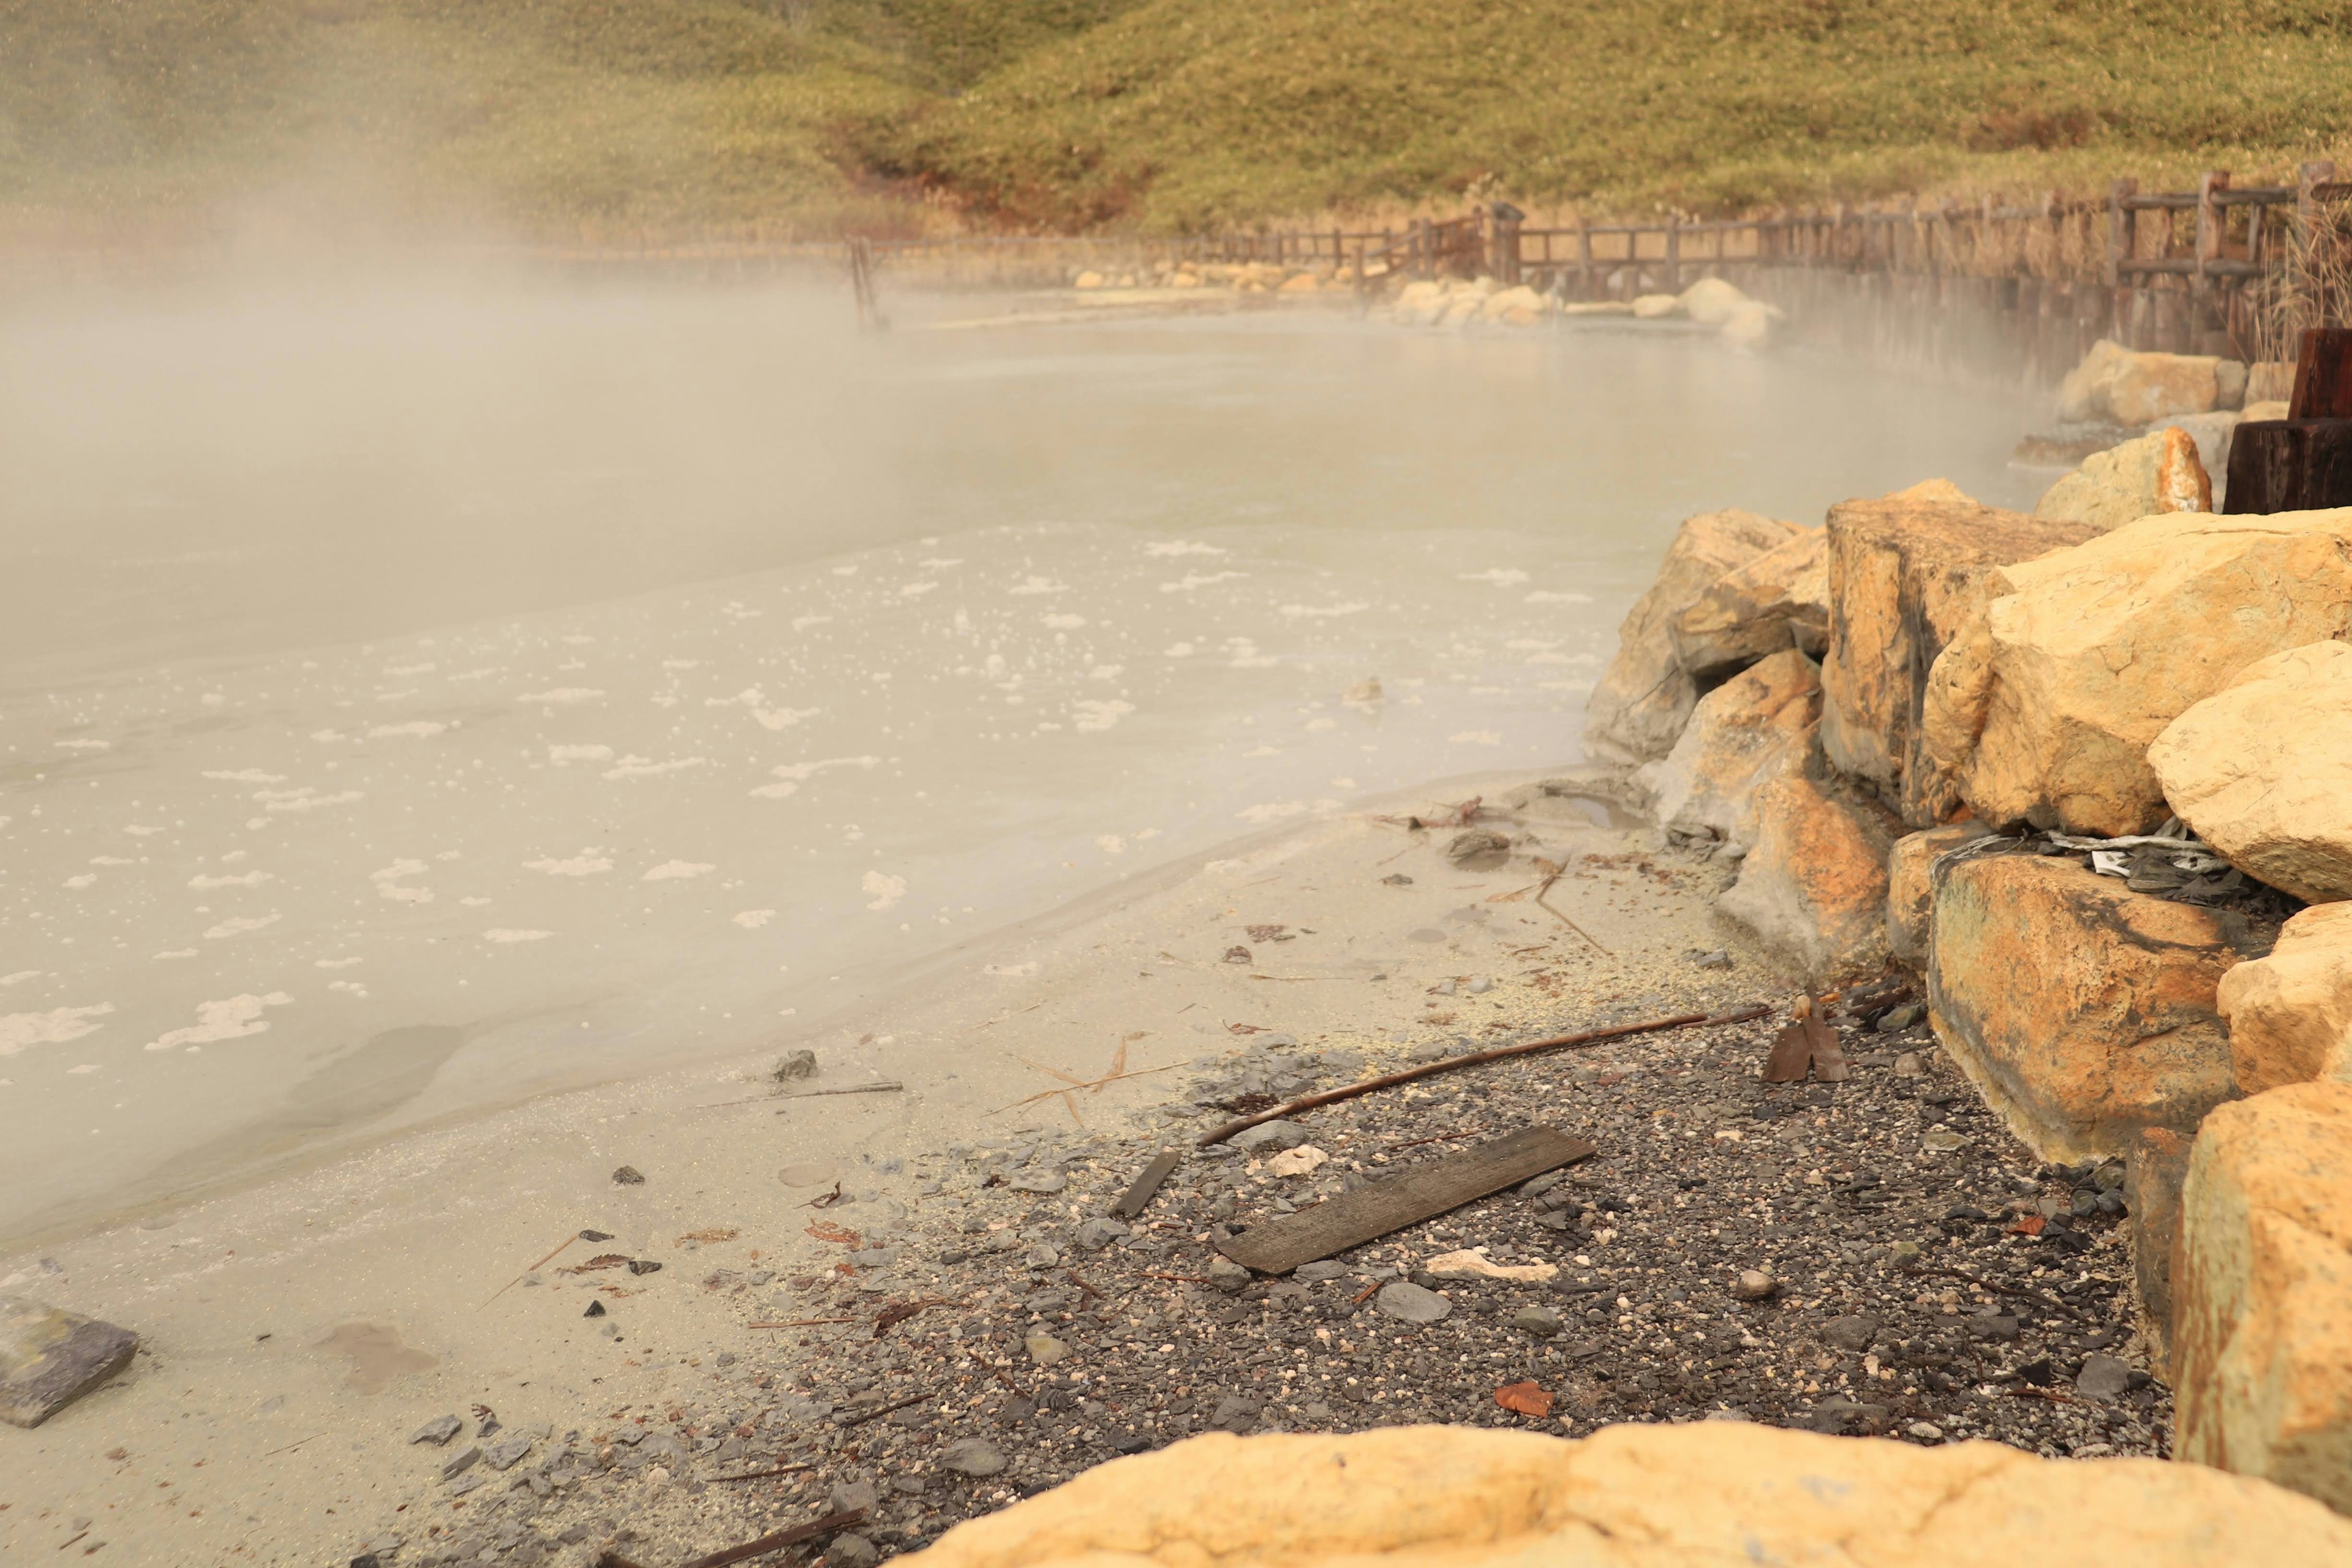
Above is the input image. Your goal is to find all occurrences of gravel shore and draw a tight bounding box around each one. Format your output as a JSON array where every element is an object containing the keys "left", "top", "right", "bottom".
[{"left": 380, "top": 959, "right": 2164, "bottom": 1568}]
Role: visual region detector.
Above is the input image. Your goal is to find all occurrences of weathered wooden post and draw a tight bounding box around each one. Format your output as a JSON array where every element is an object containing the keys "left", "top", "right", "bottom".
[
  {"left": 1663, "top": 213, "right": 1681, "bottom": 293},
  {"left": 1577, "top": 215, "right": 1593, "bottom": 300},
  {"left": 2228, "top": 328, "right": 2352, "bottom": 511},
  {"left": 2296, "top": 161, "right": 2339, "bottom": 334},
  {"left": 1490, "top": 202, "right": 1523, "bottom": 285}
]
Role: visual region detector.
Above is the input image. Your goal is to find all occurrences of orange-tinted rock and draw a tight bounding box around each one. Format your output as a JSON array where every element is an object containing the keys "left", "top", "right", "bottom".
[
  {"left": 1821, "top": 494, "right": 2097, "bottom": 827},
  {"left": 2174, "top": 1080, "right": 2352, "bottom": 1516},
  {"left": 1643, "top": 649, "right": 1820, "bottom": 853},
  {"left": 1667, "top": 527, "right": 1828, "bottom": 680},
  {"left": 902, "top": 1421, "right": 2352, "bottom": 1568},
  {"left": 2149, "top": 639, "right": 2352, "bottom": 906},
  {"left": 1927, "top": 855, "right": 2252, "bottom": 1161},
  {"left": 1885, "top": 822, "right": 1992, "bottom": 965},
  {"left": 1586, "top": 508, "right": 1805, "bottom": 763},
  {"left": 1715, "top": 773, "right": 1895, "bottom": 982},
  {"left": 2125, "top": 1124, "right": 2196, "bottom": 1373},
  {"left": 2215, "top": 902, "right": 2352, "bottom": 1095},
  {"left": 2032, "top": 427, "right": 2211, "bottom": 531},
  {"left": 1924, "top": 510, "right": 2352, "bottom": 837}
]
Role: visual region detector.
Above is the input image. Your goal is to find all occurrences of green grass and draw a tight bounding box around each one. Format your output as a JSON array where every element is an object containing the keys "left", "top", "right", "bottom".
[{"left": 8, "top": 0, "right": 2352, "bottom": 235}]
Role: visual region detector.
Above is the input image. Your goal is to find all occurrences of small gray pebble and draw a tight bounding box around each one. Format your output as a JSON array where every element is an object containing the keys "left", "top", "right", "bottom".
[
  {"left": 1375, "top": 1282, "right": 1452, "bottom": 1324},
  {"left": 409, "top": 1414, "right": 462, "bottom": 1446},
  {"left": 940, "top": 1437, "right": 1007, "bottom": 1476}
]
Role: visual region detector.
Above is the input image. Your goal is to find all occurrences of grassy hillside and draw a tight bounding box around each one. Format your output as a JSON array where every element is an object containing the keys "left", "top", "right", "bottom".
[{"left": 7, "top": 0, "right": 2352, "bottom": 234}]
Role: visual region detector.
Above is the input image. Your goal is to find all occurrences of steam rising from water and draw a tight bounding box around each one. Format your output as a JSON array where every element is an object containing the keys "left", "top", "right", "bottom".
[{"left": 0, "top": 272, "right": 2030, "bottom": 1242}]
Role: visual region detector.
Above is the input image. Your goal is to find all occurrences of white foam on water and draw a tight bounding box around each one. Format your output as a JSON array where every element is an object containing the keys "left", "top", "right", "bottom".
[
  {"left": 189, "top": 871, "right": 273, "bottom": 889},
  {"left": 1461, "top": 568, "right": 1531, "bottom": 586},
  {"left": 367, "top": 720, "right": 448, "bottom": 739},
  {"left": 312, "top": 957, "right": 363, "bottom": 969},
  {"left": 1280, "top": 601, "right": 1371, "bottom": 619},
  {"left": 145, "top": 993, "right": 290, "bottom": 1052},
  {"left": 1144, "top": 541, "right": 1226, "bottom": 557},
  {"left": 1161, "top": 571, "right": 1246, "bottom": 593},
  {"left": 525, "top": 854, "right": 612, "bottom": 876},
  {"left": 548, "top": 744, "right": 613, "bottom": 763},
  {"left": 752, "top": 709, "right": 820, "bottom": 731},
  {"left": 1448, "top": 730, "right": 1505, "bottom": 745},
  {"left": 1525, "top": 590, "right": 1594, "bottom": 604},
  {"left": 1071, "top": 699, "right": 1134, "bottom": 733},
  {"left": 521, "top": 688, "right": 605, "bottom": 704},
  {"left": 0, "top": 972, "right": 40, "bottom": 987},
  {"left": 1008, "top": 576, "right": 1068, "bottom": 595},
  {"left": 602, "top": 756, "right": 705, "bottom": 779},
  {"left": 481, "top": 929, "right": 554, "bottom": 943},
  {"left": 0, "top": 1005, "right": 114, "bottom": 1056},
  {"left": 202, "top": 769, "right": 287, "bottom": 783},
  {"left": 861, "top": 871, "right": 907, "bottom": 911},
  {"left": 642, "top": 861, "right": 715, "bottom": 881},
  {"left": 55, "top": 739, "right": 108, "bottom": 751},
  {"left": 62, "top": 873, "right": 96, "bottom": 888},
  {"left": 202, "top": 914, "right": 282, "bottom": 940},
  {"left": 732, "top": 910, "right": 776, "bottom": 929}
]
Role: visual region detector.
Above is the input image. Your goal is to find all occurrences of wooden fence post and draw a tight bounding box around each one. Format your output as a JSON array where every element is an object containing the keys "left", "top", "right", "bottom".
[
  {"left": 2297, "top": 161, "right": 2337, "bottom": 336},
  {"left": 2107, "top": 178, "right": 2138, "bottom": 289},
  {"left": 1577, "top": 215, "right": 1593, "bottom": 299}
]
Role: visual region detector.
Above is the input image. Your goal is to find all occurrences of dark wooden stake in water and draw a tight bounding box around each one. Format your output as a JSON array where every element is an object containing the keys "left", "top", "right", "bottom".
[
  {"left": 2226, "top": 326, "right": 2352, "bottom": 513},
  {"left": 849, "top": 236, "right": 887, "bottom": 331}
]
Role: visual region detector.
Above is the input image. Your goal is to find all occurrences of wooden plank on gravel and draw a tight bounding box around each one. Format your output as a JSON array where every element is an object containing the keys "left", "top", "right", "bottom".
[
  {"left": 1112, "top": 1151, "right": 1183, "bottom": 1218},
  {"left": 1214, "top": 1126, "right": 1593, "bottom": 1276}
]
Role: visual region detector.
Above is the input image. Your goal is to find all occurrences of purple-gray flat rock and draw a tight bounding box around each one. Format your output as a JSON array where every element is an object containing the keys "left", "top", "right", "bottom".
[{"left": 1, "top": 1295, "right": 138, "bottom": 1428}]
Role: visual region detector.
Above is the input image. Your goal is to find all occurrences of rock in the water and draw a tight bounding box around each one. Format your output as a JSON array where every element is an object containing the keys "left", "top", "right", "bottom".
[
  {"left": 1667, "top": 529, "right": 1828, "bottom": 680},
  {"left": 611, "top": 1165, "right": 645, "bottom": 1185},
  {"left": 1713, "top": 774, "right": 1894, "bottom": 984},
  {"left": 1445, "top": 827, "right": 1511, "bottom": 862},
  {"left": 1586, "top": 508, "right": 1808, "bottom": 764},
  {"left": 884, "top": 1422, "right": 2352, "bottom": 1567},
  {"left": 2032, "top": 426, "right": 2212, "bottom": 530},
  {"left": 1374, "top": 1282, "right": 1452, "bottom": 1324},
  {"left": 409, "top": 1414, "right": 462, "bottom": 1446},
  {"left": 2214, "top": 902, "right": 2352, "bottom": 1095},
  {"left": 1822, "top": 486, "right": 2097, "bottom": 827},
  {"left": 2149, "top": 639, "right": 2352, "bottom": 906},
  {"left": 772, "top": 1049, "right": 818, "bottom": 1081},
  {"left": 2059, "top": 339, "right": 2225, "bottom": 424},
  {"left": 1023, "top": 1332, "right": 1071, "bottom": 1366},
  {"left": 1923, "top": 509, "right": 2352, "bottom": 837},
  {"left": 1229, "top": 1120, "right": 1311, "bottom": 1153},
  {"left": 2175, "top": 1079, "right": 2352, "bottom": 1515},
  {"left": 0, "top": 1296, "right": 137, "bottom": 1429},
  {"left": 1928, "top": 856, "right": 2252, "bottom": 1162},
  {"left": 1073, "top": 1218, "right": 1131, "bottom": 1251},
  {"left": 1643, "top": 648, "right": 1822, "bottom": 854},
  {"left": 1884, "top": 822, "right": 1992, "bottom": 965},
  {"left": 941, "top": 1438, "right": 1008, "bottom": 1477}
]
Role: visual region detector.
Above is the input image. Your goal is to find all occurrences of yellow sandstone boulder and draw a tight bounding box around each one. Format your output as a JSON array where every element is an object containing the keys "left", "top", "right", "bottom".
[
  {"left": 2175, "top": 1079, "right": 2352, "bottom": 1517},
  {"left": 1714, "top": 772, "right": 1894, "bottom": 982},
  {"left": 1667, "top": 526, "right": 1827, "bottom": 680},
  {"left": 2033, "top": 426, "right": 2212, "bottom": 530},
  {"left": 2215, "top": 902, "right": 2352, "bottom": 1095},
  {"left": 1884, "top": 821, "right": 1992, "bottom": 965},
  {"left": 901, "top": 1422, "right": 2352, "bottom": 1568},
  {"left": 1585, "top": 508, "right": 1807, "bottom": 763},
  {"left": 1820, "top": 488, "right": 2094, "bottom": 827},
  {"left": 2149, "top": 640, "right": 2352, "bottom": 906},
  {"left": 1927, "top": 855, "right": 2252, "bottom": 1161},
  {"left": 1643, "top": 648, "right": 1820, "bottom": 853},
  {"left": 2058, "top": 339, "right": 2226, "bottom": 424},
  {"left": 1922, "top": 510, "right": 2352, "bottom": 837}
]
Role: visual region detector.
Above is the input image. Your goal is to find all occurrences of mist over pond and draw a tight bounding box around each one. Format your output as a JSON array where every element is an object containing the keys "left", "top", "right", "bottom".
[{"left": 0, "top": 277, "right": 2034, "bottom": 1243}]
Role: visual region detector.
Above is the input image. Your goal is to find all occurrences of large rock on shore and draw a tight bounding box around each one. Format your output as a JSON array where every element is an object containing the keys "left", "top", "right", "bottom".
[
  {"left": 1643, "top": 649, "right": 1820, "bottom": 852},
  {"left": 1885, "top": 821, "right": 1993, "bottom": 965},
  {"left": 1926, "top": 854, "right": 2252, "bottom": 1162},
  {"left": 1, "top": 1295, "right": 137, "bottom": 1428},
  {"left": 2148, "top": 640, "right": 2352, "bottom": 905},
  {"left": 1820, "top": 488, "right": 2097, "bottom": 827},
  {"left": 2058, "top": 339, "right": 2228, "bottom": 424},
  {"left": 2174, "top": 1080, "right": 2352, "bottom": 1517},
  {"left": 1922, "top": 509, "right": 2352, "bottom": 837},
  {"left": 2215, "top": 902, "right": 2352, "bottom": 1095},
  {"left": 1667, "top": 526, "right": 1828, "bottom": 679},
  {"left": 1585, "top": 508, "right": 1806, "bottom": 763},
  {"left": 2032, "top": 426, "right": 2212, "bottom": 530},
  {"left": 1715, "top": 773, "right": 1894, "bottom": 982},
  {"left": 900, "top": 1422, "right": 2352, "bottom": 1568}
]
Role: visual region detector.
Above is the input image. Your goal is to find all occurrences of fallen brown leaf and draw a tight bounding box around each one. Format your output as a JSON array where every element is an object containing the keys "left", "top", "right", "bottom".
[
  {"left": 1494, "top": 1381, "right": 1553, "bottom": 1418},
  {"left": 804, "top": 1221, "right": 861, "bottom": 1246},
  {"left": 677, "top": 1227, "right": 741, "bottom": 1244}
]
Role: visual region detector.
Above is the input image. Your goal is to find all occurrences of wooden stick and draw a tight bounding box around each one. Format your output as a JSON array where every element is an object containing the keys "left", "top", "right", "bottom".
[
  {"left": 1195, "top": 1005, "right": 1771, "bottom": 1146},
  {"left": 775, "top": 1081, "right": 904, "bottom": 1102},
  {"left": 680, "top": 1508, "right": 867, "bottom": 1568},
  {"left": 483, "top": 1232, "right": 582, "bottom": 1307},
  {"left": 747, "top": 1318, "right": 857, "bottom": 1329},
  {"left": 710, "top": 1463, "right": 815, "bottom": 1483},
  {"left": 835, "top": 1392, "right": 928, "bottom": 1427}
]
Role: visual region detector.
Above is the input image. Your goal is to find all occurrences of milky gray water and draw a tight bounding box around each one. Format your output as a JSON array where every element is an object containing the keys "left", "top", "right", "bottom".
[{"left": 0, "top": 276, "right": 2034, "bottom": 1243}]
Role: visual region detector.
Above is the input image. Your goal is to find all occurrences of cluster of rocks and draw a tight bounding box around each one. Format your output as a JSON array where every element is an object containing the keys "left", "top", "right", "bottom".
[
  {"left": 1583, "top": 454, "right": 2352, "bottom": 1517},
  {"left": 1069, "top": 260, "right": 1352, "bottom": 294},
  {"left": 2025, "top": 340, "right": 2296, "bottom": 513},
  {"left": 1385, "top": 274, "right": 1780, "bottom": 347}
]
